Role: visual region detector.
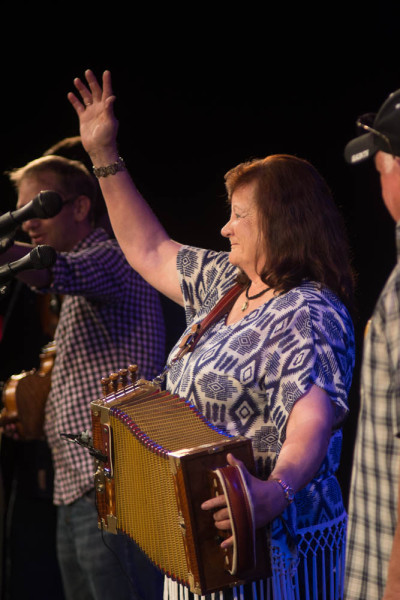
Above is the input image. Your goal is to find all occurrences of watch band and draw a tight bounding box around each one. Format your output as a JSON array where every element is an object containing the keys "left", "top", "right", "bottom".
[
  {"left": 270, "top": 477, "right": 295, "bottom": 504},
  {"left": 93, "top": 157, "right": 126, "bottom": 178}
]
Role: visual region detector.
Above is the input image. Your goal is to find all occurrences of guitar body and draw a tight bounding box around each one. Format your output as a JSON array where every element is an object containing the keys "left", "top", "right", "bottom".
[{"left": 0, "top": 341, "right": 56, "bottom": 440}]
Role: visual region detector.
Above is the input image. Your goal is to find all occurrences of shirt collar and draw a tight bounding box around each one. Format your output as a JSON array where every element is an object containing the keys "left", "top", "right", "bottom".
[{"left": 69, "top": 227, "right": 109, "bottom": 253}]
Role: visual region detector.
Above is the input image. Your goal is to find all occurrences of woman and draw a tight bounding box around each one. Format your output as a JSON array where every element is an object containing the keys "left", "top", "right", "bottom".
[{"left": 68, "top": 71, "right": 355, "bottom": 600}]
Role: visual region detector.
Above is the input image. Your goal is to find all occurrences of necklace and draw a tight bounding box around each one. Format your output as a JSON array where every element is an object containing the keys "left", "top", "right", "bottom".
[{"left": 241, "top": 283, "right": 271, "bottom": 312}]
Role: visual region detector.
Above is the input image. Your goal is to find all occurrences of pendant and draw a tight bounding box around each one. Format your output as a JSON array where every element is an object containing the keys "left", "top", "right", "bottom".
[{"left": 241, "top": 300, "right": 248, "bottom": 312}]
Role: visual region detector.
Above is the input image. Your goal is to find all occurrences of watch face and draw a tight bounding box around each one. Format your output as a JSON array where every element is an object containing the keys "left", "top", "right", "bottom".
[{"left": 287, "top": 489, "right": 295, "bottom": 502}]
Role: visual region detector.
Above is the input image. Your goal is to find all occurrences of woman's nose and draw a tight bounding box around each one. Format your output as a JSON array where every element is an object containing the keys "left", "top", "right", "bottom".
[{"left": 221, "top": 219, "right": 232, "bottom": 238}]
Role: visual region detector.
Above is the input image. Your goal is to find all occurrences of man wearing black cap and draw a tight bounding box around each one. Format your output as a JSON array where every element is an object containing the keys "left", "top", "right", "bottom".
[{"left": 344, "top": 90, "right": 400, "bottom": 599}]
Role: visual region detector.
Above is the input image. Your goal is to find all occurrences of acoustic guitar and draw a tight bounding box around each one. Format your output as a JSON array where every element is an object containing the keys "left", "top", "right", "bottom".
[{"left": 0, "top": 340, "right": 56, "bottom": 440}]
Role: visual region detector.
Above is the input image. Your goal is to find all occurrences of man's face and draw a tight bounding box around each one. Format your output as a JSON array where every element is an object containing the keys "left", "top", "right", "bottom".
[
  {"left": 17, "top": 173, "right": 80, "bottom": 252},
  {"left": 375, "top": 151, "right": 400, "bottom": 222}
]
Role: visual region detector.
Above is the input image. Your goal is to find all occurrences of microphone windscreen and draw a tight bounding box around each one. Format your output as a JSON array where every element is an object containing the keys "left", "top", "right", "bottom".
[
  {"left": 36, "top": 191, "right": 63, "bottom": 218},
  {"left": 31, "top": 245, "right": 57, "bottom": 269}
]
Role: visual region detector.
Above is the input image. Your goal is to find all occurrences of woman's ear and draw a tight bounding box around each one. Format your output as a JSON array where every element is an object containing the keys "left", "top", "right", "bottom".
[{"left": 73, "top": 195, "right": 92, "bottom": 222}]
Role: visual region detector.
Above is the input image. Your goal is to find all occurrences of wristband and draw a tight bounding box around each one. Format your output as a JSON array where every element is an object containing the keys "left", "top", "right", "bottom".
[
  {"left": 270, "top": 478, "right": 295, "bottom": 504},
  {"left": 93, "top": 157, "right": 126, "bottom": 178}
]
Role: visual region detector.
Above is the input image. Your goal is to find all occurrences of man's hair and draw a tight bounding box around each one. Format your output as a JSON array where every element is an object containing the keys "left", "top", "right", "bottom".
[
  {"left": 42, "top": 136, "right": 90, "bottom": 167},
  {"left": 224, "top": 154, "right": 355, "bottom": 311},
  {"left": 41, "top": 137, "right": 108, "bottom": 229},
  {"left": 8, "top": 154, "right": 97, "bottom": 214}
]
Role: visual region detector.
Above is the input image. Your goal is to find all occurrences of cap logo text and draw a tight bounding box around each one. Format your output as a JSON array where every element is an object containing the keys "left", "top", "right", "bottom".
[{"left": 351, "top": 150, "right": 370, "bottom": 163}]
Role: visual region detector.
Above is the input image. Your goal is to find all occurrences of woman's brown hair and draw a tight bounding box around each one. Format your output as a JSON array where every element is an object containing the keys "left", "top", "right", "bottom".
[{"left": 224, "top": 154, "right": 355, "bottom": 311}]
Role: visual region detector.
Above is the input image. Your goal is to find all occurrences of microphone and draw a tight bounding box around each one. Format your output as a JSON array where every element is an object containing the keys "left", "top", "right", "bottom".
[
  {"left": 0, "top": 191, "right": 63, "bottom": 236},
  {"left": 0, "top": 245, "right": 57, "bottom": 284}
]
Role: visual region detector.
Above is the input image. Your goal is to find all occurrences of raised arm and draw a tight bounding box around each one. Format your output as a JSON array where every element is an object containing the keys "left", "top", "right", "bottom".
[{"left": 68, "top": 70, "right": 184, "bottom": 305}]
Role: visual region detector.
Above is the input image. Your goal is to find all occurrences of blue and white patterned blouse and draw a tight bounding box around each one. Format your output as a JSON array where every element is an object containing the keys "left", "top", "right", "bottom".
[{"left": 166, "top": 246, "right": 355, "bottom": 599}]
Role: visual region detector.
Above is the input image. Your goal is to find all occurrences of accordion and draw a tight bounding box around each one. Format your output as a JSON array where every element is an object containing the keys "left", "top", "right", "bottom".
[{"left": 91, "top": 367, "right": 270, "bottom": 595}]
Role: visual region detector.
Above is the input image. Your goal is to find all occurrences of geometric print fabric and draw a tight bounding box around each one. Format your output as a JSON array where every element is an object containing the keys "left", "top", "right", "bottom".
[{"left": 167, "top": 245, "right": 355, "bottom": 567}]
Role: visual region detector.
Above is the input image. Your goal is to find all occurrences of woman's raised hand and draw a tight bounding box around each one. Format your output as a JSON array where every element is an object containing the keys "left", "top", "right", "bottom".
[{"left": 68, "top": 70, "right": 119, "bottom": 164}]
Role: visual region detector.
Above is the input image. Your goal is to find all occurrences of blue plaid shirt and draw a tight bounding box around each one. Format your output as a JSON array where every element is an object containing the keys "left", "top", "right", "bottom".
[
  {"left": 43, "top": 228, "right": 166, "bottom": 505},
  {"left": 345, "top": 222, "right": 400, "bottom": 599}
]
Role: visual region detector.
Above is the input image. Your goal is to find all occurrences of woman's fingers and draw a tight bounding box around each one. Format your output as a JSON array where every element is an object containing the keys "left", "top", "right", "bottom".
[
  {"left": 213, "top": 515, "right": 231, "bottom": 530},
  {"left": 201, "top": 493, "right": 226, "bottom": 511},
  {"left": 202, "top": 497, "right": 233, "bottom": 548},
  {"left": 227, "top": 452, "right": 245, "bottom": 471},
  {"left": 72, "top": 76, "right": 94, "bottom": 107},
  {"left": 84, "top": 69, "right": 105, "bottom": 102},
  {"left": 220, "top": 535, "right": 233, "bottom": 549},
  {"left": 70, "top": 74, "right": 117, "bottom": 121},
  {"left": 68, "top": 70, "right": 112, "bottom": 111},
  {"left": 101, "top": 70, "right": 114, "bottom": 100},
  {"left": 67, "top": 90, "right": 84, "bottom": 114},
  {"left": 201, "top": 456, "right": 252, "bottom": 550},
  {"left": 201, "top": 494, "right": 231, "bottom": 527}
]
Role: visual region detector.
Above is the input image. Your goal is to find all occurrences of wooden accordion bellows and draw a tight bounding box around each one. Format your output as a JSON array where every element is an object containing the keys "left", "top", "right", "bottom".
[{"left": 91, "top": 367, "right": 270, "bottom": 595}]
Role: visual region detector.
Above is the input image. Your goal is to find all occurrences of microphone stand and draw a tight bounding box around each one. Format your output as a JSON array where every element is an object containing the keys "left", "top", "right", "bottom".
[
  {"left": 0, "top": 229, "right": 17, "bottom": 296},
  {"left": 60, "top": 431, "right": 108, "bottom": 462}
]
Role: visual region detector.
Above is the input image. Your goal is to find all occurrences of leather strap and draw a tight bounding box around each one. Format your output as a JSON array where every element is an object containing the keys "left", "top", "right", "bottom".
[
  {"left": 211, "top": 463, "right": 256, "bottom": 575},
  {"left": 174, "top": 283, "right": 243, "bottom": 361}
]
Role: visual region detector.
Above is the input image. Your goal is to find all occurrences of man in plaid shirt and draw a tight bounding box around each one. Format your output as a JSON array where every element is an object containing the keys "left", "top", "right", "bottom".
[
  {"left": 344, "top": 90, "right": 400, "bottom": 599},
  {"left": 3, "top": 154, "right": 166, "bottom": 600}
]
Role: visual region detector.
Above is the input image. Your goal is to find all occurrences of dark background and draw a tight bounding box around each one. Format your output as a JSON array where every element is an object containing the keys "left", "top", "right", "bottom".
[{"left": 0, "top": 10, "right": 399, "bottom": 503}]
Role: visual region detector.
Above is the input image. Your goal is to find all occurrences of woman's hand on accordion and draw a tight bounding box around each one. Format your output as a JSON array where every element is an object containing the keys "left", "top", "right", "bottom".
[
  {"left": 201, "top": 453, "right": 288, "bottom": 549},
  {"left": 201, "top": 385, "right": 336, "bottom": 549}
]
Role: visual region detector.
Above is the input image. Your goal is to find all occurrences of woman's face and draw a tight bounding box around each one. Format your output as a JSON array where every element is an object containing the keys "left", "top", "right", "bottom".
[{"left": 221, "top": 181, "right": 266, "bottom": 278}]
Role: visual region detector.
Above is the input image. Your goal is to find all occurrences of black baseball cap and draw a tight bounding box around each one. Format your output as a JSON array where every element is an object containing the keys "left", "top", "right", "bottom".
[{"left": 344, "top": 89, "right": 400, "bottom": 164}]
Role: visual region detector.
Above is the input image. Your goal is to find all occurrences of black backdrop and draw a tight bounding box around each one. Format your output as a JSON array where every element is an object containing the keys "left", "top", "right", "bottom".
[{"left": 0, "top": 10, "right": 399, "bottom": 503}]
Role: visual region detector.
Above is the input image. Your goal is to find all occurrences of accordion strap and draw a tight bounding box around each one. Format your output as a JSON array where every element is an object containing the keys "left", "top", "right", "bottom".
[
  {"left": 174, "top": 282, "right": 243, "bottom": 361},
  {"left": 153, "top": 282, "right": 243, "bottom": 386},
  {"left": 212, "top": 464, "right": 256, "bottom": 575}
]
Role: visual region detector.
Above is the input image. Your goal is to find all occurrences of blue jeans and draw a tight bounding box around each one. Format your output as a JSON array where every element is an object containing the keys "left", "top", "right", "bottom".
[{"left": 57, "top": 490, "right": 164, "bottom": 600}]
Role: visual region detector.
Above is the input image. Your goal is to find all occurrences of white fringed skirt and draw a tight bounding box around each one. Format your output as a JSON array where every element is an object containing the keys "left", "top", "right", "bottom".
[{"left": 163, "top": 513, "right": 347, "bottom": 600}]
